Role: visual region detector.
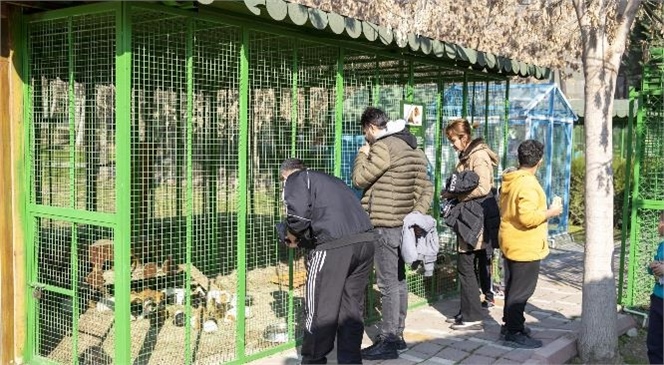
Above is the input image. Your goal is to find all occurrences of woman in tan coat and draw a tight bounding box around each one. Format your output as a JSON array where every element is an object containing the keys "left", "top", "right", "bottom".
[{"left": 443, "top": 118, "right": 499, "bottom": 330}]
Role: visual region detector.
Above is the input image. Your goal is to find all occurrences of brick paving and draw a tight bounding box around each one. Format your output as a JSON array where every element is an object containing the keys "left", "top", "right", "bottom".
[{"left": 249, "top": 239, "right": 636, "bottom": 364}]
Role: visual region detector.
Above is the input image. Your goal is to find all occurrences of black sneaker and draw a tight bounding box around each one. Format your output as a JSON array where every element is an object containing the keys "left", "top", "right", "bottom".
[
  {"left": 396, "top": 334, "right": 408, "bottom": 352},
  {"left": 499, "top": 325, "right": 532, "bottom": 339},
  {"left": 504, "top": 331, "right": 542, "bottom": 349},
  {"left": 481, "top": 300, "right": 495, "bottom": 308},
  {"left": 445, "top": 313, "right": 462, "bottom": 323},
  {"left": 450, "top": 320, "right": 483, "bottom": 330},
  {"left": 361, "top": 335, "right": 398, "bottom": 360}
]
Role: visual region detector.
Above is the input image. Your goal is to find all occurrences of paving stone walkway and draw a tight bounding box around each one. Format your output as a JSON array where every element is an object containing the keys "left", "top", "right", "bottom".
[{"left": 249, "top": 239, "right": 635, "bottom": 365}]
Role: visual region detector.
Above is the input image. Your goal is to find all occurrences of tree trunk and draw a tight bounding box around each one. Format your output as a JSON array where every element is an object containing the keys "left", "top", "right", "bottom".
[
  {"left": 573, "top": 1, "right": 641, "bottom": 361},
  {"left": 578, "top": 36, "right": 620, "bottom": 365}
]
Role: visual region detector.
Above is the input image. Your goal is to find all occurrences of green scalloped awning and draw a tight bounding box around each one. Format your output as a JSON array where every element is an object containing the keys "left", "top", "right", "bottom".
[
  {"left": 569, "top": 99, "right": 634, "bottom": 119},
  {"left": 232, "top": 0, "right": 550, "bottom": 80}
]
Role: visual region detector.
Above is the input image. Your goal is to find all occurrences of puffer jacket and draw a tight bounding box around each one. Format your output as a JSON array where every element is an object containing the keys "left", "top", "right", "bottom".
[
  {"left": 402, "top": 212, "right": 440, "bottom": 277},
  {"left": 352, "top": 120, "right": 433, "bottom": 227},
  {"left": 451, "top": 138, "right": 499, "bottom": 251},
  {"left": 499, "top": 168, "right": 550, "bottom": 261}
]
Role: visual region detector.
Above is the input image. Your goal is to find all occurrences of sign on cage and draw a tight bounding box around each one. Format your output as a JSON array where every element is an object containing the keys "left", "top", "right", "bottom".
[{"left": 402, "top": 101, "right": 425, "bottom": 127}]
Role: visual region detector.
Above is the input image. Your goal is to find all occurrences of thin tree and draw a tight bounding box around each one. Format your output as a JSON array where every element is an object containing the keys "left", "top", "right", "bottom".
[{"left": 572, "top": 0, "right": 640, "bottom": 362}]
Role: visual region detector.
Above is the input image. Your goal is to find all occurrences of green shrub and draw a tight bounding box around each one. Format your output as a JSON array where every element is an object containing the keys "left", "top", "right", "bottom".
[
  {"left": 569, "top": 156, "right": 586, "bottom": 226},
  {"left": 568, "top": 156, "right": 631, "bottom": 228}
]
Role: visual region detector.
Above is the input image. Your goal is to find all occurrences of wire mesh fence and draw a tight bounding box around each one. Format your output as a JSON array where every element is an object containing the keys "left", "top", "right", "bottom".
[
  {"left": 23, "top": 3, "right": 511, "bottom": 364},
  {"left": 620, "top": 46, "right": 664, "bottom": 309}
]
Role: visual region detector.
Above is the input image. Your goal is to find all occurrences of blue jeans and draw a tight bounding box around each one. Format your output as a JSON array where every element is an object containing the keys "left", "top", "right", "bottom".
[{"left": 374, "top": 227, "right": 408, "bottom": 336}]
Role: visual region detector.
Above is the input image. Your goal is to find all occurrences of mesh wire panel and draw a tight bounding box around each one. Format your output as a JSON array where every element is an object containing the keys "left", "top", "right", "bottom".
[
  {"left": 188, "top": 19, "right": 242, "bottom": 364},
  {"left": 28, "top": 11, "right": 117, "bottom": 365},
  {"left": 245, "top": 30, "right": 301, "bottom": 355},
  {"left": 631, "top": 209, "right": 662, "bottom": 307},
  {"left": 640, "top": 94, "right": 664, "bottom": 200},
  {"left": 77, "top": 225, "right": 116, "bottom": 365},
  {"left": 30, "top": 12, "right": 116, "bottom": 211},
  {"left": 29, "top": 18, "right": 71, "bottom": 208},
  {"left": 376, "top": 59, "right": 406, "bottom": 119},
  {"left": 295, "top": 42, "right": 337, "bottom": 173},
  {"left": 35, "top": 219, "right": 74, "bottom": 363},
  {"left": 72, "top": 13, "right": 117, "bottom": 213},
  {"left": 623, "top": 50, "right": 664, "bottom": 307},
  {"left": 341, "top": 51, "right": 373, "bottom": 192},
  {"left": 34, "top": 218, "right": 116, "bottom": 364},
  {"left": 130, "top": 9, "right": 190, "bottom": 364}
]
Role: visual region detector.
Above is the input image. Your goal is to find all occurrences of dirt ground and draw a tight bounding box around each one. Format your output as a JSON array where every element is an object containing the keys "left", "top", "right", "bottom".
[{"left": 618, "top": 325, "right": 649, "bottom": 365}]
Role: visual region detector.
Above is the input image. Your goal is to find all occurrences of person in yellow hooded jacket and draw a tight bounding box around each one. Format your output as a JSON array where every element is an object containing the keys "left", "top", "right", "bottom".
[{"left": 498, "top": 139, "right": 562, "bottom": 349}]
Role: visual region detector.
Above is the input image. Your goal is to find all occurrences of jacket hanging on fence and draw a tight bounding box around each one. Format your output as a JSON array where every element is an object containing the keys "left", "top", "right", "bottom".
[{"left": 401, "top": 212, "right": 440, "bottom": 277}]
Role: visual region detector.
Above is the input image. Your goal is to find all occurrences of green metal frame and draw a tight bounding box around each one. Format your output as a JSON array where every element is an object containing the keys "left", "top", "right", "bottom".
[
  {"left": 20, "top": 2, "right": 509, "bottom": 363},
  {"left": 114, "top": 3, "right": 132, "bottom": 364},
  {"left": 619, "top": 46, "right": 664, "bottom": 308},
  {"left": 618, "top": 87, "right": 637, "bottom": 305}
]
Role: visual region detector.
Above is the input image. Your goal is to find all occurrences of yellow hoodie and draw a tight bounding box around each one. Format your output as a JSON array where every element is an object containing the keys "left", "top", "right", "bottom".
[{"left": 498, "top": 169, "right": 549, "bottom": 261}]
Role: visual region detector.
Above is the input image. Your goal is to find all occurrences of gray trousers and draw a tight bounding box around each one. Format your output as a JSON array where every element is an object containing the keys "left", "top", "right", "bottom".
[{"left": 374, "top": 227, "right": 408, "bottom": 336}]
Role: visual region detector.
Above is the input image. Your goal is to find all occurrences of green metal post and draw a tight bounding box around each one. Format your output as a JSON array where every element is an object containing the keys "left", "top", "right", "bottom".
[
  {"left": 484, "top": 81, "right": 489, "bottom": 139},
  {"left": 184, "top": 18, "right": 194, "bottom": 365},
  {"left": 114, "top": 3, "right": 132, "bottom": 364},
  {"left": 462, "top": 72, "right": 468, "bottom": 118},
  {"left": 618, "top": 87, "right": 637, "bottom": 305},
  {"left": 21, "top": 11, "right": 37, "bottom": 361},
  {"left": 334, "top": 48, "right": 344, "bottom": 177},
  {"left": 620, "top": 122, "right": 626, "bottom": 159},
  {"left": 626, "top": 86, "right": 645, "bottom": 307},
  {"left": 470, "top": 81, "right": 476, "bottom": 124},
  {"left": 236, "top": 26, "right": 250, "bottom": 360},
  {"left": 372, "top": 59, "right": 379, "bottom": 105},
  {"left": 502, "top": 80, "right": 510, "bottom": 170},
  {"left": 433, "top": 79, "right": 443, "bottom": 225},
  {"left": 407, "top": 61, "right": 414, "bottom": 102},
  {"left": 431, "top": 78, "right": 444, "bottom": 299}
]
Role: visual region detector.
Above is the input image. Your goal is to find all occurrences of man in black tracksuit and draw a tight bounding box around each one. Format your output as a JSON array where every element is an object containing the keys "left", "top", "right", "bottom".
[{"left": 280, "top": 158, "right": 376, "bottom": 364}]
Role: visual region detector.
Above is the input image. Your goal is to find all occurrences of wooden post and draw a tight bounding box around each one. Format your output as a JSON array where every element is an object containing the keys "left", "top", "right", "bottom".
[
  {"left": 1, "top": 4, "right": 26, "bottom": 364},
  {"left": 0, "top": 5, "right": 15, "bottom": 363}
]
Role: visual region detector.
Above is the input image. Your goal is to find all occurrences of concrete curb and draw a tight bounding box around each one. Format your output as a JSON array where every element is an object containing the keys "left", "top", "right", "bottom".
[
  {"left": 531, "top": 334, "right": 577, "bottom": 365},
  {"left": 529, "top": 313, "right": 638, "bottom": 364}
]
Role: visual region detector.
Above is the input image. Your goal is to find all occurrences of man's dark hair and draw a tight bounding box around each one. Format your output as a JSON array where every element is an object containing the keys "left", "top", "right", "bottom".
[
  {"left": 360, "top": 107, "right": 388, "bottom": 129},
  {"left": 518, "top": 139, "right": 545, "bottom": 168},
  {"left": 280, "top": 158, "right": 306, "bottom": 175}
]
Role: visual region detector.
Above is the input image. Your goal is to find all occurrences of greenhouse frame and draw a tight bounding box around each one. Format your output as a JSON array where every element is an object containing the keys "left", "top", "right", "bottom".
[{"left": 0, "top": 1, "right": 551, "bottom": 364}]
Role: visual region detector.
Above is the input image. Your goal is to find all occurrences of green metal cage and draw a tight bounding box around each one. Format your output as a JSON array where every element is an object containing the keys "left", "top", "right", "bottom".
[
  {"left": 619, "top": 47, "right": 664, "bottom": 310},
  {"left": 22, "top": 2, "right": 511, "bottom": 364}
]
